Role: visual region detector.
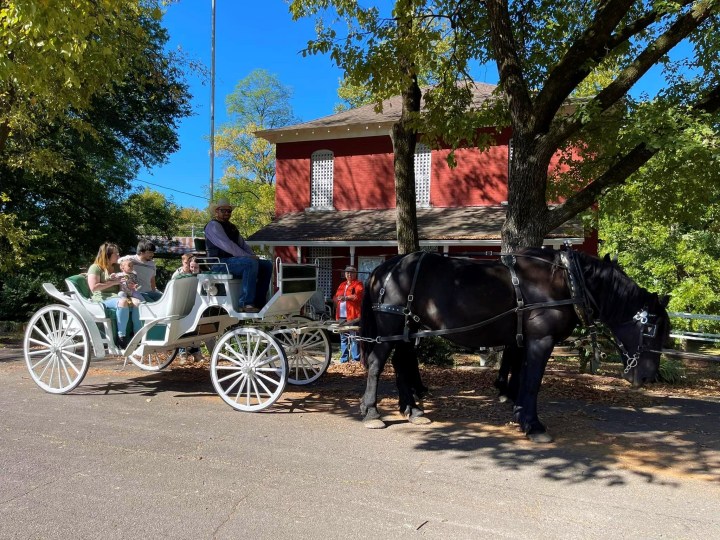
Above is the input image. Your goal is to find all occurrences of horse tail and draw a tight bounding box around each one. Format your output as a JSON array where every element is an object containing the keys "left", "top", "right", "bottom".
[{"left": 360, "top": 276, "right": 377, "bottom": 367}]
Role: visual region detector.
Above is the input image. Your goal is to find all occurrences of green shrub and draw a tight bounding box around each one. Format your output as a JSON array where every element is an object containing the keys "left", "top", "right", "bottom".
[
  {"left": 416, "top": 336, "right": 459, "bottom": 367},
  {"left": 657, "top": 357, "right": 686, "bottom": 384},
  {"left": 0, "top": 271, "right": 64, "bottom": 321}
]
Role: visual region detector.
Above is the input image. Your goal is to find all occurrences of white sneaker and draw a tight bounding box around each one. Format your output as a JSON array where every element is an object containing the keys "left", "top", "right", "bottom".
[{"left": 178, "top": 352, "right": 188, "bottom": 365}]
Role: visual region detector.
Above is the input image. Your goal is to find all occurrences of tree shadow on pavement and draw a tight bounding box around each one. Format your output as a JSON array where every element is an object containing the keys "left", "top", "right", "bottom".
[{"left": 71, "top": 358, "right": 720, "bottom": 486}]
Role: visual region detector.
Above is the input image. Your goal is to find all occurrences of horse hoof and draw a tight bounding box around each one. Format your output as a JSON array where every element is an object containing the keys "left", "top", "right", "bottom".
[
  {"left": 407, "top": 415, "right": 432, "bottom": 425},
  {"left": 363, "top": 418, "right": 386, "bottom": 429},
  {"left": 527, "top": 432, "right": 553, "bottom": 443},
  {"left": 498, "top": 394, "right": 510, "bottom": 403}
]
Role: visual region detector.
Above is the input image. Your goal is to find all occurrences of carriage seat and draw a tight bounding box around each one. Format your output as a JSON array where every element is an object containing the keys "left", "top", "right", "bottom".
[
  {"left": 65, "top": 274, "right": 134, "bottom": 340},
  {"left": 138, "top": 274, "right": 198, "bottom": 322},
  {"left": 65, "top": 275, "right": 113, "bottom": 319}
]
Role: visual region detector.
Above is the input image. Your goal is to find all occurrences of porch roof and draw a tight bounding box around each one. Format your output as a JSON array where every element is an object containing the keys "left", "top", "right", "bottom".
[{"left": 247, "top": 207, "right": 584, "bottom": 247}]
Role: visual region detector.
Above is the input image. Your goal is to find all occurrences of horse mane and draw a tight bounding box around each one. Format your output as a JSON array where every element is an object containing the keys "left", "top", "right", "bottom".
[{"left": 573, "top": 250, "right": 657, "bottom": 325}]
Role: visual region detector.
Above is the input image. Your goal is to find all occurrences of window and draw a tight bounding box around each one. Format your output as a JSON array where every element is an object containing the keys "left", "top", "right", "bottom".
[
  {"left": 357, "top": 257, "right": 384, "bottom": 281},
  {"left": 311, "top": 150, "right": 334, "bottom": 209},
  {"left": 414, "top": 143, "right": 431, "bottom": 208}
]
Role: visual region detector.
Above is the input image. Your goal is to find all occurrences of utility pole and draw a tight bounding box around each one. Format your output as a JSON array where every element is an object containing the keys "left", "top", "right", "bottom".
[{"left": 209, "top": 0, "right": 216, "bottom": 204}]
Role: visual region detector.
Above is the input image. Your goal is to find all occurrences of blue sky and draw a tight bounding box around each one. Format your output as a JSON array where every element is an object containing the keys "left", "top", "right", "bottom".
[
  {"left": 135, "top": 0, "right": 501, "bottom": 210},
  {"left": 135, "top": 0, "right": 351, "bottom": 209},
  {"left": 136, "top": 1, "right": 679, "bottom": 210}
]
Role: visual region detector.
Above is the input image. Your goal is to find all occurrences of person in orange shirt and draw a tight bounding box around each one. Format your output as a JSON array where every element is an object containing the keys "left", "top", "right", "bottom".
[{"left": 334, "top": 265, "right": 364, "bottom": 362}]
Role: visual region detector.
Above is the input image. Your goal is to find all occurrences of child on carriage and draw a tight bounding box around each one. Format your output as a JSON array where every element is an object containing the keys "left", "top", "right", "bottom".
[{"left": 113, "top": 256, "right": 145, "bottom": 306}]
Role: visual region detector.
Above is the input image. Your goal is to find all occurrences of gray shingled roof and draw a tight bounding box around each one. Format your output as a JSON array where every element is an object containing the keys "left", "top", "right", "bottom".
[
  {"left": 247, "top": 207, "right": 583, "bottom": 245},
  {"left": 255, "top": 82, "right": 499, "bottom": 142}
]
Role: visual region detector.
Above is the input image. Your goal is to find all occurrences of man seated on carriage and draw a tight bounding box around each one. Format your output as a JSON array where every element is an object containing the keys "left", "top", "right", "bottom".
[
  {"left": 204, "top": 198, "right": 273, "bottom": 313},
  {"left": 130, "top": 240, "right": 163, "bottom": 302}
]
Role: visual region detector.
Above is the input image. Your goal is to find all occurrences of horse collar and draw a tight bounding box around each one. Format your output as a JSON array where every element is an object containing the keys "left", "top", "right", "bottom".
[{"left": 373, "top": 252, "right": 427, "bottom": 342}]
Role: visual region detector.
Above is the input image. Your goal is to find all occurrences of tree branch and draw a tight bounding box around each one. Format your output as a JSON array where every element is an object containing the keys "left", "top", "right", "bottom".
[
  {"left": 548, "top": 81, "right": 720, "bottom": 229},
  {"left": 551, "top": 0, "right": 716, "bottom": 146},
  {"left": 485, "top": 0, "right": 533, "bottom": 130},
  {"left": 534, "top": 0, "right": 636, "bottom": 131}
]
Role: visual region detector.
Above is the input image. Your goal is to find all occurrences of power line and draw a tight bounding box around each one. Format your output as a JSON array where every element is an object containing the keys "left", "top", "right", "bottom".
[{"left": 134, "top": 179, "right": 208, "bottom": 200}]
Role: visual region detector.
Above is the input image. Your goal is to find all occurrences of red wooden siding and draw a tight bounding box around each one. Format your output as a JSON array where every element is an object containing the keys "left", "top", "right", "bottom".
[{"left": 275, "top": 132, "right": 515, "bottom": 216}]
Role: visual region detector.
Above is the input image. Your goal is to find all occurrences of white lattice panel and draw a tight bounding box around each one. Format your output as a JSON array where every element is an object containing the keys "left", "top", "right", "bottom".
[
  {"left": 415, "top": 143, "right": 431, "bottom": 208},
  {"left": 308, "top": 247, "right": 333, "bottom": 299},
  {"left": 311, "top": 150, "right": 334, "bottom": 208}
]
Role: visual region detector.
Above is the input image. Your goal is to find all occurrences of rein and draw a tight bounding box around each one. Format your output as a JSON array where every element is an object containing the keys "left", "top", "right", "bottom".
[
  {"left": 369, "top": 250, "right": 584, "bottom": 344},
  {"left": 368, "top": 298, "right": 581, "bottom": 343},
  {"left": 368, "top": 249, "right": 664, "bottom": 378}
]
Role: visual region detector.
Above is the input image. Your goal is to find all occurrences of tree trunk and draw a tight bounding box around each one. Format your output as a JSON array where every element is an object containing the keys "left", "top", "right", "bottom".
[
  {"left": 391, "top": 77, "right": 422, "bottom": 255},
  {"left": 501, "top": 137, "right": 552, "bottom": 251}
]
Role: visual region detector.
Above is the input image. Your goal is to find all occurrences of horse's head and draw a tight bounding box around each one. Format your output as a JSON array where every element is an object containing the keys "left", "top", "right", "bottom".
[{"left": 612, "top": 294, "right": 671, "bottom": 388}]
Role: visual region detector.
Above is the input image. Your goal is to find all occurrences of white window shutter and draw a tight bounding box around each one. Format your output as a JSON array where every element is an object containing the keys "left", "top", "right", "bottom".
[
  {"left": 414, "top": 143, "right": 431, "bottom": 208},
  {"left": 311, "top": 150, "right": 334, "bottom": 209}
]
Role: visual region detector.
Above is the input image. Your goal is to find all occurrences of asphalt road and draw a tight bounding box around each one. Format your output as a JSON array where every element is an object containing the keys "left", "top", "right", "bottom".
[{"left": 1, "top": 347, "right": 719, "bottom": 539}]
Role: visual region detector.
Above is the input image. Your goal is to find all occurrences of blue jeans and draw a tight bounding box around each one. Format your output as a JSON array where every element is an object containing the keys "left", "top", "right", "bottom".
[
  {"left": 221, "top": 257, "right": 273, "bottom": 307},
  {"left": 102, "top": 297, "right": 141, "bottom": 338},
  {"left": 339, "top": 330, "right": 360, "bottom": 362}
]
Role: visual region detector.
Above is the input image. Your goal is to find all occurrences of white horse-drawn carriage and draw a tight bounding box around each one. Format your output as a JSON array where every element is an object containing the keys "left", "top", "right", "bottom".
[{"left": 23, "top": 260, "right": 334, "bottom": 412}]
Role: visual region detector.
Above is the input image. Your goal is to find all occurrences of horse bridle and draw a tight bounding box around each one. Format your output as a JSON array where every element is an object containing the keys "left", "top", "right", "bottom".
[
  {"left": 562, "top": 249, "right": 661, "bottom": 373},
  {"left": 581, "top": 281, "right": 661, "bottom": 373}
]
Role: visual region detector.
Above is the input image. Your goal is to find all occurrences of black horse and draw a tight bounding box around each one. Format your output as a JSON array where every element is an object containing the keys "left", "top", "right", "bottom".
[{"left": 359, "top": 247, "right": 670, "bottom": 442}]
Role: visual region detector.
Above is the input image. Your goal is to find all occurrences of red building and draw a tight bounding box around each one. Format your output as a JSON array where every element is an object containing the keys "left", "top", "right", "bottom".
[{"left": 249, "top": 83, "right": 592, "bottom": 299}]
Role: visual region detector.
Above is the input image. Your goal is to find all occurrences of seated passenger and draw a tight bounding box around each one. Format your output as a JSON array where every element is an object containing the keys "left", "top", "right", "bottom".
[
  {"left": 204, "top": 198, "right": 272, "bottom": 313},
  {"left": 172, "top": 253, "right": 210, "bottom": 364},
  {"left": 113, "top": 256, "right": 145, "bottom": 306},
  {"left": 171, "top": 253, "right": 197, "bottom": 280},
  {"left": 131, "top": 240, "right": 163, "bottom": 302},
  {"left": 87, "top": 242, "right": 141, "bottom": 349}
]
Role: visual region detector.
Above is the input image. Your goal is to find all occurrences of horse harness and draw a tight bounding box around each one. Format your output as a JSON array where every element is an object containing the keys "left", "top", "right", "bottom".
[
  {"left": 369, "top": 249, "right": 663, "bottom": 373},
  {"left": 561, "top": 249, "right": 664, "bottom": 371},
  {"left": 370, "top": 250, "right": 583, "bottom": 345}
]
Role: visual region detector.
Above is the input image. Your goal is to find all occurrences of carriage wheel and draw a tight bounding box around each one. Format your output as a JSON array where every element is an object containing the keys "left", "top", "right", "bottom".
[
  {"left": 128, "top": 348, "right": 178, "bottom": 371},
  {"left": 211, "top": 327, "right": 288, "bottom": 412},
  {"left": 271, "top": 315, "right": 331, "bottom": 385},
  {"left": 23, "top": 305, "right": 91, "bottom": 394}
]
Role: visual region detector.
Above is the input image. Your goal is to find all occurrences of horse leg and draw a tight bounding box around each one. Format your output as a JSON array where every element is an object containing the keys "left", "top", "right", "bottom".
[
  {"left": 391, "top": 342, "right": 431, "bottom": 425},
  {"left": 495, "top": 345, "right": 521, "bottom": 403},
  {"left": 512, "top": 336, "right": 554, "bottom": 443},
  {"left": 360, "top": 341, "right": 394, "bottom": 429}
]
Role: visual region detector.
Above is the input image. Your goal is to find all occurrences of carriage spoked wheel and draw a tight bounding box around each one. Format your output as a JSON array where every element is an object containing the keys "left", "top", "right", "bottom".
[
  {"left": 128, "top": 348, "right": 178, "bottom": 371},
  {"left": 211, "top": 327, "right": 288, "bottom": 412},
  {"left": 270, "top": 315, "right": 331, "bottom": 385},
  {"left": 23, "top": 305, "right": 91, "bottom": 394}
]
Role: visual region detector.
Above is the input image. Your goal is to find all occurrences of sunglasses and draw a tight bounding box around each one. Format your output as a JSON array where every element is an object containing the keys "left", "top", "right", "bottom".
[{"left": 217, "top": 208, "right": 233, "bottom": 213}]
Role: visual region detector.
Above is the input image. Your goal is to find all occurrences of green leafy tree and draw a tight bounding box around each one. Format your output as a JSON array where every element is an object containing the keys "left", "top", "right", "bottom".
[
  {"left": 0, "top": 7, "right": 191, "bottom": 320},
  {"left": 292, "top": 1, "right": 447, "bottom": 252},
  {"left": 291, "top": 0, "right": 720, "bottom": 251},
  {"left": 600, "top": 131, "right": 720, "bottom": 314},
  {"left": 176, "top": 206, "right": 208, "bottom": 238},
  {"left": 127, "top": 188, "right": 182, "bottom": 238},
  {"left": 213, "top": 179, "right": 275, "bottom": 241},
  {"left": 0, "top": 0, "right": 164, "bottom": 168},
  {"left": 334, "top": 78, "right": 375, "bottom": 112},
  {"left": 216, "top": 69, "right": 300, "bottom": 185},
  {"left": 0, "top": 193, "right": 41, "bottom": 273}
]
